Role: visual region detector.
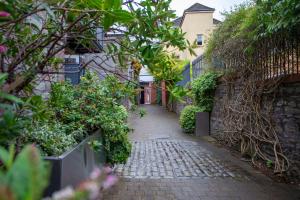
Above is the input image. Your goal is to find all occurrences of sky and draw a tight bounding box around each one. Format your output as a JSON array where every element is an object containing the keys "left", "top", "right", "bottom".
[{"left": 170, "top": 0, "right": 246, "bottom": 20}]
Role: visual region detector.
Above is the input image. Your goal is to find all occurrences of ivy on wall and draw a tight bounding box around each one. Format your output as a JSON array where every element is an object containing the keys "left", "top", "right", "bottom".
[{"left": 191, "top": 71, "right": 220, "bottom": 112}]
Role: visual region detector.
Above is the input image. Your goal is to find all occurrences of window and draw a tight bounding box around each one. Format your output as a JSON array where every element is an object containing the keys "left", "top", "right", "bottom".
[{"left": 197, "top": 34, "right": 203, "bottom": 46}]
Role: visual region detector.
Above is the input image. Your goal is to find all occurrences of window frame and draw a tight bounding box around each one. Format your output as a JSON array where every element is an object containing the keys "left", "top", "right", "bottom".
[{"left": 197, "top": 34, "right": 204, "bottom": 46}]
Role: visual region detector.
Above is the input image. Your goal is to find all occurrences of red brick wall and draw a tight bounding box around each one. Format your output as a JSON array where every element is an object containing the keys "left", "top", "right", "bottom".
[
  {"left": 161, "top": 81, "right": 167, "bottom": 108},
  {"left": 148, "top": 83, "right": 155, "bottom": 104},
  {"left": 143, "top": 83, "right": 157, "bottom": 104}
]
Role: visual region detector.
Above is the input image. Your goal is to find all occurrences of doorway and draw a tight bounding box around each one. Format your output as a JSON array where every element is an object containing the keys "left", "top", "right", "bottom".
[
  {"left": 144, "top": 87, "right": 151, "bottom": 104},
  {"left": 140, "top": 87, "right": 145, "bottom": 104}
]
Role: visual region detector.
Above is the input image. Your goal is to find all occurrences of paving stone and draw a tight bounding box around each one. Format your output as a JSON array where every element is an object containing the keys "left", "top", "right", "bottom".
[{"left": 114, "top": 140, "right": 244, "bottom": 179}]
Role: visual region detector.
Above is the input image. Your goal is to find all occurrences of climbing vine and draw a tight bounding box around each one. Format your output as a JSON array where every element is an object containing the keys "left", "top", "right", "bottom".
[
  {"left": 218, "top": 71, "right": 289, "bottom": 173},
  {"left": 205, "top": 0, "right": 300, "bottom": 174},
  {"left": 191, "top": 71, "right": 219, "bottom": 112}
]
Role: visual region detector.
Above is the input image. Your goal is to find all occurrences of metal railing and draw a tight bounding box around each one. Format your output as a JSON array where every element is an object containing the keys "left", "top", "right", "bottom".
[
  {"left": 180, "top": 34, "right": 300, "bottom": 83},
  {"left": 177, "top": 62, "right": 190, "bottom": 86},
  {"left": 216, "top": 34, "right": 300, "bottom": 80},
  {"left": 254, "top": 35, "right": 300, "bottom": 80},
  {"left": 192, "top": 55, "right": 206, "bottom": 79}
]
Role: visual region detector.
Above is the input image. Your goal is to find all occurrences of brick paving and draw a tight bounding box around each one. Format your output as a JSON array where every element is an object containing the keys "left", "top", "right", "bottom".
[
  {"left": 115, "top": 140, "right": 245, "bottom": 179},
  {"left": 103, "top": 105, "right": 300, "bottom": 200}
]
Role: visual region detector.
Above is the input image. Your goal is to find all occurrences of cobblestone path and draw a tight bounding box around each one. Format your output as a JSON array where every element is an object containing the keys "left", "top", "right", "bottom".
[
  {"left": 103, "top": 105, "right": 300, "bottom": 200},
  {"left": 115, "top": 140, "right": 245, "bottom": 179}
]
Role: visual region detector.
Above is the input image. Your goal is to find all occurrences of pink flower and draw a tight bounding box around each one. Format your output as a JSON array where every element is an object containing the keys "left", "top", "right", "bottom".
[
  {"left": 0, "top": 45, "right": 7, "bottom": 54},
  {"left": 79, "top": 181, "right": 100, "bottom": 199},
  {"left": 103, "top": 166, "right": 112, "bottom": 174},
  {"left": 0, "top": 11, "right": 10, "bottom": 17},
  {"left": 90, "top": 168, "right": 101, "bottom": 179},
  {"left": 102, "top": 175, "right": 118, "bottom": 190},
  {"left": 0, "top": 109, "right": 4, "bottom": 117},
  {"left": 52, "top": 187, "right": 75, "bottom": 199}
]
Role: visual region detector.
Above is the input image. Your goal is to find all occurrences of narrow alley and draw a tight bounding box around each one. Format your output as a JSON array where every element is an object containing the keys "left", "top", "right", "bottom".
[{"left": 104, "top": 105, "right": 300, "bottom": 200}]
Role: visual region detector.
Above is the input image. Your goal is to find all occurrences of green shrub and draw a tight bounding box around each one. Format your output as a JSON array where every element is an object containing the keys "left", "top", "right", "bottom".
[
  {"left": 191, "top": 71, "right": 219, "bottom": 112},
  {"left": 179, "top": 105, "right": 204, "bottom": 134},
  {"left": 105, "top": 132, "right": 132, "bottom": 164},
  {"left": 25, "top": 123, "right": 77, "bottom": 156},
  {"left": 205, "top": 0, "right": 300, "bottom": 61},
  {"left": 19, "top": 73, "right": 133, "bottom": 163},
  {"left": 44, "top": 73, "right": 133, "bottom": 164}
]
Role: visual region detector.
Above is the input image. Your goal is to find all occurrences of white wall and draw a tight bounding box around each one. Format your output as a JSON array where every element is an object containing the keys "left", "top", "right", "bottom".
[{"left": 139, "top": 67, "right": 154, "bottom": 82}]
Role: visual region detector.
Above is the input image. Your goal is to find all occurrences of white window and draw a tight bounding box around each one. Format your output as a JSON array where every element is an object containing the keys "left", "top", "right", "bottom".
[{"left": 197, "top": 34, "right": 203, "bottom": 46}]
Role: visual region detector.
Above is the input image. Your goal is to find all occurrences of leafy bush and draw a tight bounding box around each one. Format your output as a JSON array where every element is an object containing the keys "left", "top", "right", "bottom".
[
  {"left": 45, "top": 73, "right": 133, "bottom": 163},
  {"left": 0, "top": 73, "right": 25, "bottom": 147},
  {"left": 191, "top": 71, "right": 219, "bottom": 112},
  {"left": 24, "top": 123, "right": 78, "bottom": 156},
  {"left": 256, "top": 0, "right": 300, "bottom": 36},
  {"left": 179, "top": 105, "right": 204, "bottom": 134},
  {"left": 205, "top": 0, "right": 300, "bottom": 60},
  {"left": 205, "top": 3, "right": 257, "bottom": 59}
]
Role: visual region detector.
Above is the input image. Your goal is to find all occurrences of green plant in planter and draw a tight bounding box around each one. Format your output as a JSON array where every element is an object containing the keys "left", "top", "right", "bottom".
[
  {"left": 191, "top": 71, "right": 220, "bottom": 112},
  {"left": 98, "top": 104, "right": 132, "bottom": 164},
  {"left": 45, "top": 73, "right": 133, "bottom": 164},
  {"left": 179, "top": 105, "right": 204, "bottom": 134},
  {"left": 0, "top": 145, "right": 119, "bottom": 200},
  {"left": 88, "top": 140, "right": 103, "bottom": 152},
  {"left": 24, "top": 123, "right": 78, "bottom": 156}
]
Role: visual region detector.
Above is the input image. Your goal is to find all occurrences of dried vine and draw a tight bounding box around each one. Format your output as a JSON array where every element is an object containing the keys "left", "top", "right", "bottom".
[
  {"left": 204, "top": 0, "right": 300, "bottom": 176},
  {"left": 217, "top": 68, "right": 289, "bottom": 174}
]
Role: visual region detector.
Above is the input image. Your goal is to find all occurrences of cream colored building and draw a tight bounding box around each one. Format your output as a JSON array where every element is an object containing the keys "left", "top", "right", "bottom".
[{"left": 172, "top": 3, "right": 220, "bottom": 61}]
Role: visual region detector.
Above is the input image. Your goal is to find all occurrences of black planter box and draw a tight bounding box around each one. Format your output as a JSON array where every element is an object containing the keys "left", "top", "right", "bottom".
[
  {"left": 44, "top": 132, "right": 106, "bottom": 197},
  {"left": 195, "top": 112, "right": 210, "bottom": 136}
]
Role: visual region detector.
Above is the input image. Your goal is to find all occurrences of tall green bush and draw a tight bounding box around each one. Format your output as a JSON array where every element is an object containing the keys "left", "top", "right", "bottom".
[
  {"left": 191, "top": 71, "right": 219, "bottom": 112},
  {"left": 25, "top": 73, "right": 133, "bottom": 164},
  {"left": 205, "top": 0, "right": 300, "bottom": 61},
  {"left": 256, "top": 0, "right": 300, "bottom": 36},
  {"left": 179, "top": 105, "right": 204, "bottom": 134}
]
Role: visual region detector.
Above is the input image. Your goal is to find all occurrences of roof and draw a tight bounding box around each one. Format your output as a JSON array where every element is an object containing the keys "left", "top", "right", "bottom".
[
  {"left": 173, "top": 17, "right": 182, "bottom": 27},
  {"left": 213, "top": 18, "right": 221, "bottom": 24},
  {"left": 185, "top": 3, "right": 215, "bottom": 13},
  {"left": 172, "top": 3, "right": 219, "bottom": 27},
  {"left": 174, "top": 17, "right": 221, "bottom": 27}
]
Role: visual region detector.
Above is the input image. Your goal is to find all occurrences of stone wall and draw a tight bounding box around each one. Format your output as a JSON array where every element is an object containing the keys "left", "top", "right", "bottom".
[
  {"left": 172, "top": 97, "right": 193, "bottom": 115},
  {"left": 210, "top": 79, "right": 300, "bottom": 180}
]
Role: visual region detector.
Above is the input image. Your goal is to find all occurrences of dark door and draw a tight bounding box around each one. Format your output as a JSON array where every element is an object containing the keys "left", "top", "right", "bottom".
[{"left": 140, "top": 87, "right": 145, "bottom": 104}]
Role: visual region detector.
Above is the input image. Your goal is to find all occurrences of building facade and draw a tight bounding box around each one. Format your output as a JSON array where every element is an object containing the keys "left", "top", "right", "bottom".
[
  {"left": 64, "top": 32, "right": 133, "bottom": 84},
  {"left": 139, "top": 67, "right": 157, "bottom": 105},
  {"left": 172, "top": 3, "right": 220, "bottom": 61},
  {"left": 163, "top": 3, "right": 221, "bottom": 112}
]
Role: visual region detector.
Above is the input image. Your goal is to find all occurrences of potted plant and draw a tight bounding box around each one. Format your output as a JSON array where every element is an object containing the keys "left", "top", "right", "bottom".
[
  {"left": 44, "top": 132, "right": 106, "bottom": 196},
  {"left": 186, "top": 71, "right": 220, "bottom": 136},
  {"left": 21, "top": 74, "right": 132, "bottom": 196}
]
